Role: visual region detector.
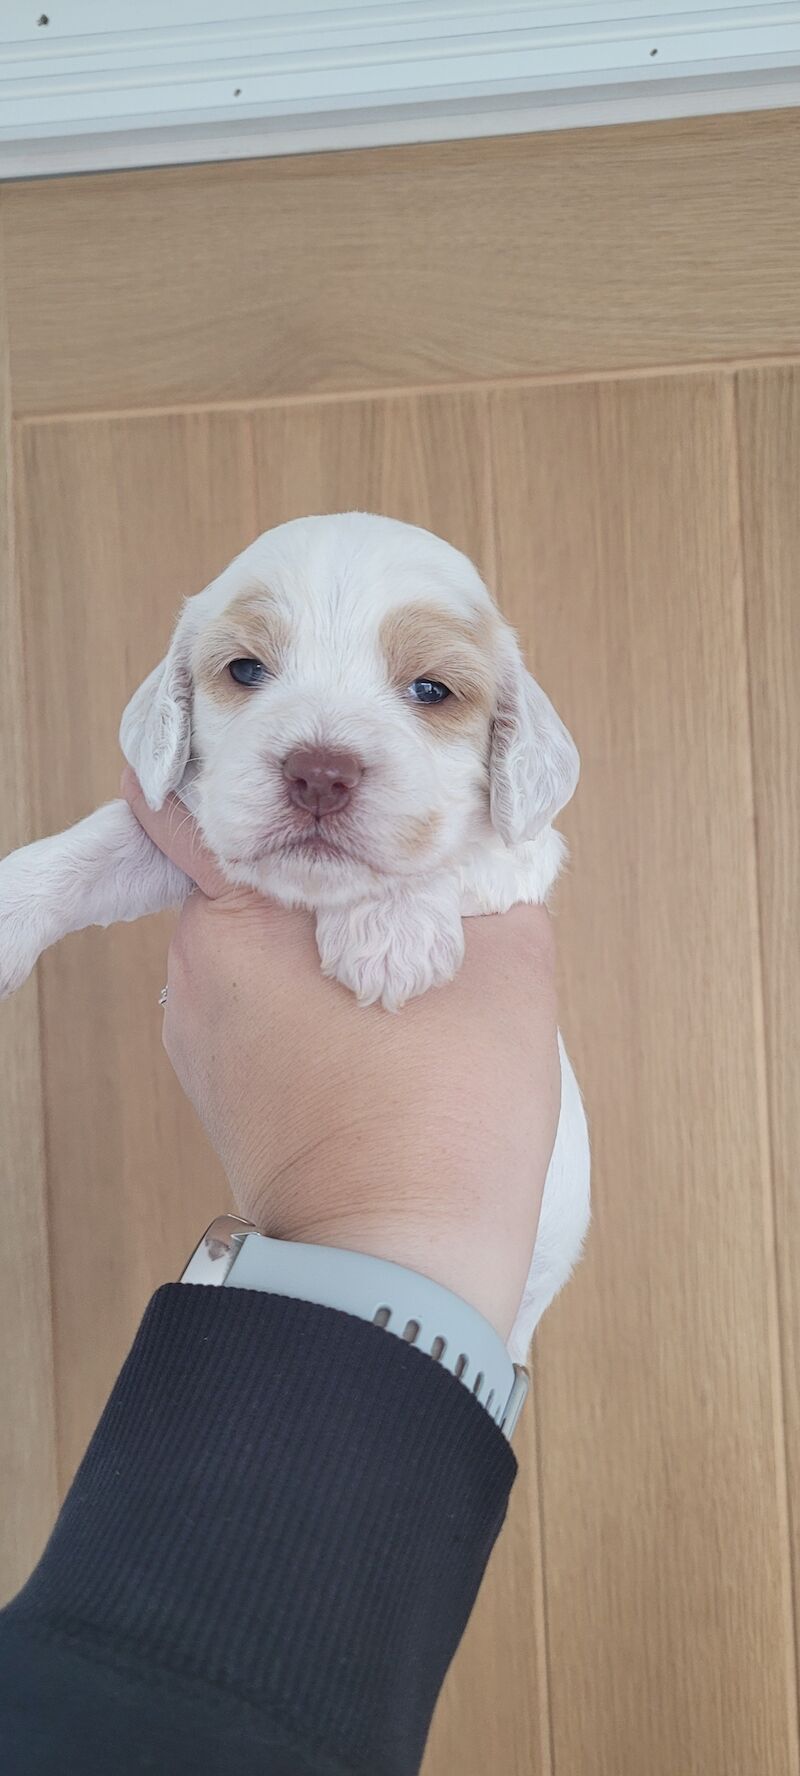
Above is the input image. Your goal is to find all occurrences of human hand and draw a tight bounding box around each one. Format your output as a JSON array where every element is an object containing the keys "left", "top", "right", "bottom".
[{"left": 122, "top": 769, "right": 560, "bottom": 1341}]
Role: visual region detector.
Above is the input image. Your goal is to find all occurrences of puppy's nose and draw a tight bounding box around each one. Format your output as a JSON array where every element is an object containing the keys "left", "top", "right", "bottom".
[{"left": 283, "top": 746, "right": 363, "bottom": 815}]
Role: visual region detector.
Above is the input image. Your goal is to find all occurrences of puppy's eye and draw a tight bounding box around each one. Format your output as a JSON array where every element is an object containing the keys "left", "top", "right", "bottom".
[
  {"left": 408, "top": 678, "right": 452, "bottom": 706},
  {"left": 228, "top": 658, "right": 267, "bottom": 687}
]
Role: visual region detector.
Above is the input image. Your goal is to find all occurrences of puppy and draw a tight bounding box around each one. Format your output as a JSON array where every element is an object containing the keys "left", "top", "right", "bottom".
[{"left": 0, "top": 513, "right": 589, "bottom": 1357}]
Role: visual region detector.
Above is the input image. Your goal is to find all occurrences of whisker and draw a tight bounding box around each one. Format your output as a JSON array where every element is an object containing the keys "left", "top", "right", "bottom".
[{"left": 166, "top": 807, "right": 197, "bottom": 851}]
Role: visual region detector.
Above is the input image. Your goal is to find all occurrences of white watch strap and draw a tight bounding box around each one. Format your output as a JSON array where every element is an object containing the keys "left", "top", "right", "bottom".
[{"left": 181, "top": 1216, "right": 528, "bottom": 1440}]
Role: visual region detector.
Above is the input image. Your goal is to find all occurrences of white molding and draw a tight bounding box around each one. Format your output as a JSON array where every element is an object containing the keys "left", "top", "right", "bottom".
[
  {"left": 1, "top": 3, "right": 799, "bottom": 178},
  {"left": 3, "top": 75, "right": 800, "bottom": 181}
]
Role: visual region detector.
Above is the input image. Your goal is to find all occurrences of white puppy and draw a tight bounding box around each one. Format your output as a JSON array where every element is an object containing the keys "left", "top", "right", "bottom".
[{"left": 0, "top": 513, "right": 589, "bottom": 1357}]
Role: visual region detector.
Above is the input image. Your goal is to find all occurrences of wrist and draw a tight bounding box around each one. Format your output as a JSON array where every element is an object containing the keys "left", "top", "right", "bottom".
[
  {"left": 275, "top": 1217, "right": 528, "bottom": 1344},
  {"left": 233, "top": 1139, "right": 537, "bottom": 1343}
]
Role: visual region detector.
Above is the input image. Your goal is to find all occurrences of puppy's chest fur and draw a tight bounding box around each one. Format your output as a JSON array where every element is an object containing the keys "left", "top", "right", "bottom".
[
  {"left": 204, "top": 806, "right": 566, "bottom": 1015},
  {"left": 181, "top": 767, "right": 567, "bottom": 938},
  {"left": 218, "top": 816, "right": 565, "bottom": 921},
  {"left": 457, "top": 827, "right": 567, "bottom": 916}
]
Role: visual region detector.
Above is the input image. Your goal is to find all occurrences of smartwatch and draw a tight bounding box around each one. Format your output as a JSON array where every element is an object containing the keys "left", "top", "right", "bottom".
[{"left": 181, "top": 1215, "right": 529, "bottom": 1440}]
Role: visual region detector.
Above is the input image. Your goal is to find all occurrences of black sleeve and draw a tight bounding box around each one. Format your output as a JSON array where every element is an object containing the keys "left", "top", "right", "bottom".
[{"left": 0, "top": 1283, "right": 517, "bottom": 1775}]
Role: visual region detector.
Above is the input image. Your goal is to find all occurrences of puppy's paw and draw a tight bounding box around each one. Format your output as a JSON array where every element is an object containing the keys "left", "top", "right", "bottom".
[
  {"left": 0, "top": 855, "right": 52, "bottom": 998},
  {"left": 316, "top": 892, "right": 465, "bottom": 1011}
]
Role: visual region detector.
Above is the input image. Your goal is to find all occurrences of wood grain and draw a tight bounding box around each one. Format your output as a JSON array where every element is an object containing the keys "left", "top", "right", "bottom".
[
  {"left": 14, "top": 411, "right": 258, "bottom": 1487},
  {"left": 251, "top": 389, "right": 493, "bottom": 580},
  {"left": 737, "top": 366, "right": 800, "bottom": 1712},
  {"left": 251, "top": 391, "right": 551, "bottom": 1776},
  {"left": 491, "top": 375, "right": 799, "bottom": 1776},
  {"left": 3, "top": 110, "right": 800, "bottom": 419},
  {"left": 0, "top": 224, "right": 57, "bottom": 1601}
]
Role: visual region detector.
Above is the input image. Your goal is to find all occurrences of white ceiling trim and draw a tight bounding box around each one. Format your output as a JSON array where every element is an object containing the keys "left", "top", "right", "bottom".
[{"left": 1, "top": 2, "right": 798, "bottom": 179}]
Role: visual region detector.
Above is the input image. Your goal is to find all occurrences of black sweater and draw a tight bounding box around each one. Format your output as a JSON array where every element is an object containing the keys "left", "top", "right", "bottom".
[{"left": 0, "top": 1283, "right": 517, "bottom": 1774}]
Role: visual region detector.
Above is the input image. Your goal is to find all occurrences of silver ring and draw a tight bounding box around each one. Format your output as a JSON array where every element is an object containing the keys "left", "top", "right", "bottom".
[{"left": 158, "top": 986, "right": 169, "bottom": 1007}]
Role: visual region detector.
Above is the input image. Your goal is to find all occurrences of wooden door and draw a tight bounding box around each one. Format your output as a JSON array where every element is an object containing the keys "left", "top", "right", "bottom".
[{"left": 2, "top": 111, "right": 800, "bottom": 1776}]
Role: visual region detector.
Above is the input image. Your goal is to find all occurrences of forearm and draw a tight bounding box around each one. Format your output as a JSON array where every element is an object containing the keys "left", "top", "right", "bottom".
[{"left": 0, "top": 1285, "right": 515, "bottom": 1776}]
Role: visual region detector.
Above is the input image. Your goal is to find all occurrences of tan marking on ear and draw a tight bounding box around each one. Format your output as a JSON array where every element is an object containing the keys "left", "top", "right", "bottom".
[
  {"left": 399, "top": 810, "right": 444, "bottom": 856},
  {"left": 192, "top": 589, "right": 291, "bottom": 706},
  {"left": 379, "top": 602, "right": 500, "bottom": 739}
]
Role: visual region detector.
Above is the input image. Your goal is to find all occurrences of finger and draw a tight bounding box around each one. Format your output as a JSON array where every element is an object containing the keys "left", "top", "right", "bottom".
[{"left": 120, "top": 767, "right": 230, "bottom": 898}]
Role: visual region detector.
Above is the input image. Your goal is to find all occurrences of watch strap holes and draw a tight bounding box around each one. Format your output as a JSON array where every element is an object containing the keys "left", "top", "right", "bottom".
[
  {"left": 373, "top": 1306, "right": 392, "bottom": 1329},
  {"left": 454, "top": 1353, "right": 468, "bottom": 1380},
  {"left": 402, "top": 1318, "right": 420, "bottom": 1343},
  {"left": 430, "top": 1335, "right": 446, "bottom": 1361},
  {"left": 472, "top": 1371, "right": 484, "bottom": 1397}
]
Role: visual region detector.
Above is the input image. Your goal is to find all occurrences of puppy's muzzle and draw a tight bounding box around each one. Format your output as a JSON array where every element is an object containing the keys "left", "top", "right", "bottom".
[{"left": 283, "top": 746, "right": 364, "bottom": 816}]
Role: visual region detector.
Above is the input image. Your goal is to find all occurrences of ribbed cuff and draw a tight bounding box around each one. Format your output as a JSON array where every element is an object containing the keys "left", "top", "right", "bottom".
[{"left": 4, "top": 1285, "right": 516, "bottom": 1775}]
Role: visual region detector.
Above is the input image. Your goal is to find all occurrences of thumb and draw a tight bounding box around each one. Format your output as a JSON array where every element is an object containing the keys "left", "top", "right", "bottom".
[{"left": 121, "top": 767, "right": 231, "bottom": 899}]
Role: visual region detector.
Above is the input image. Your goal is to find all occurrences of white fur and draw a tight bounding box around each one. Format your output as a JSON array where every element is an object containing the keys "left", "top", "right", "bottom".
[
  {"left": 0, "top": 513, "right": 589, "bottom": 1354},
  {"left": 0, "top": 801, "right": 188, "bottom": 997}
]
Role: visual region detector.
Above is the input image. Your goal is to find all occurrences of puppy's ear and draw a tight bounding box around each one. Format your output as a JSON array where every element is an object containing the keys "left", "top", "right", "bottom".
[
  {"left": 119, "top": 610, "right": 193, "bottom": 810},
  {"left": 489, "top": 634, "right": 579, "bottom": 844}
]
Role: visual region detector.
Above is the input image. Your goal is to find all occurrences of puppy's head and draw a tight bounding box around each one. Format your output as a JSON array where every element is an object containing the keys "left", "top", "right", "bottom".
[{"left": 121, "top": 513, "right": 578, "bottom": 899}]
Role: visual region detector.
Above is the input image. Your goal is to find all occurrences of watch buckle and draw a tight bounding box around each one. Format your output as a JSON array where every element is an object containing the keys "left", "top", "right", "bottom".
[{"left": 180, "top": 1214, "right": 256, "bottom": 1285}]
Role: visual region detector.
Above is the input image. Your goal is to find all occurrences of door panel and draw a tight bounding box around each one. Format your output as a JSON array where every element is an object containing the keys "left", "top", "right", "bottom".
[
  {"left": 4, "top": 112, "right": 800, "bottom": 417},
  {"left": 491, "top": 376, "right": 798, "bottom": 1775},
  {"left": 15, "top": 412, "right": 255, "bottom": 1487},
  {"left": 251, "top": 391, "right": 493, "bottom": 580},
  {"left": 737, "top": 367, "right": 800, "bottom": 1708}
]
